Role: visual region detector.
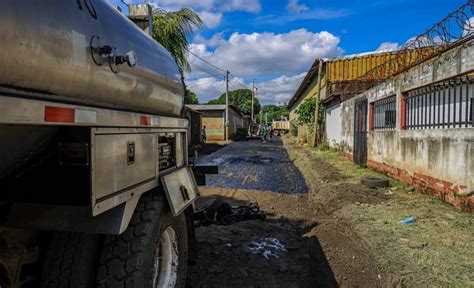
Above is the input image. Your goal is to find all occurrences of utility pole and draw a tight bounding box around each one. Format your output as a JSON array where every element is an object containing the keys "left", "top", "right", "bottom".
[
  {"left": 251, "top": 79, "right": 255, "bottom": 123},
  {"left": 225, "top": 70, "right": 229, "bottom": 141},
  {"left": 314, "top": 59, "right": 324, "bottom": 146},
  {"left": 147, "top": 4, "right": 153, "bottom": 36},
  {"left": 265, "top": 112, "right": 268, "bottom": 124}
]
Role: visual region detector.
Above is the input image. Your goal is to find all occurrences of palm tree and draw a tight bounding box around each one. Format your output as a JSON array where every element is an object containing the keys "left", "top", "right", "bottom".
[{"left": 152, "top": 8, "right": 203, "bottom": 72}]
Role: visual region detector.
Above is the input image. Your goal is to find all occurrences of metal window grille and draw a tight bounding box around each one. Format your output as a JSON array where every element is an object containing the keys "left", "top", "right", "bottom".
[
  {"left": 470, "top": 100, "right": 473, "bottom": 124},
  {"left": 405, "top": 77, "right": 473, "bottom": 129},
  {"left": 372, "top": 96, "right": 396, "bottom": 130}
]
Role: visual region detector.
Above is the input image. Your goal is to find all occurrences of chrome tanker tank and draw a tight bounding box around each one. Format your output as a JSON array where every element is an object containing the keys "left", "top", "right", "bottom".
[{"left": 0, "top": 0, "right": 185, "bottom": 116}]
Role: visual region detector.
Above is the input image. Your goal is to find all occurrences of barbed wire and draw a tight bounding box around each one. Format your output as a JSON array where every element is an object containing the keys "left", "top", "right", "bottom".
[{"left": 364, "top": 0, "right": 474, "bottom": 80}]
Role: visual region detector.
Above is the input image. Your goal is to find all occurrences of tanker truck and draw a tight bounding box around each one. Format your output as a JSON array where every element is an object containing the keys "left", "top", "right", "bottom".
[{"left": 0, "top": 1, "right": 267, "bottom": 287}]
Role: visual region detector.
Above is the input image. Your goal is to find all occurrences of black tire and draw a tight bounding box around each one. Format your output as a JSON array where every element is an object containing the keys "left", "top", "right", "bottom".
[
  {"left": 41, "top": 232, "right": 99, "bottom": 288},
  {"left": 96, "top": 191, "right": 188, "bottom": 288},
  {"left": 361, "top": 177, "right": 390, "bottom": 188}
]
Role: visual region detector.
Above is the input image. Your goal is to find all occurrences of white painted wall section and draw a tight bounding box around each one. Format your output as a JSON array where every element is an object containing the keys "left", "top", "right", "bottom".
[{"left": 325, "top": 103, "right": 342, "bottom": 147}]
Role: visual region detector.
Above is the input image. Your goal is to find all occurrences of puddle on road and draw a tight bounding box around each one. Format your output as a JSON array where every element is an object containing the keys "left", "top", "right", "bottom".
[
  {"left": 229, "top": 156, "right": 278, "bottom": 165},
  {"left": 198, "top": 141, "right": 308, "bottom": 194}
]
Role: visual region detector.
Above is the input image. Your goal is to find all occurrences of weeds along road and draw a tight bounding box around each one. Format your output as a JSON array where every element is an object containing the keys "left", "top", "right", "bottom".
[
  {"left": 186, "top": 138, "right": 382, "bottom": 288},
  {"left": 188, "top": 137, "right": 473, "bottom": 287}
]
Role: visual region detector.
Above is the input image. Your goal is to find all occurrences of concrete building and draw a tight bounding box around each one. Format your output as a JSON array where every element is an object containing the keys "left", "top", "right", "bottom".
[
  {"left": 288, "top": 50, "right": 420, "bottom": 146},
  {"left": 186, "top": 104, "right": 249, "bottom": 141},
  {"left": 183, "top": 106, "right": 202, "bottom": 147},
  {"left": 288, "top": 38, "right": 473, "bottom": 211},
  {"left": 339, "top": 41, "right": 474, "bottom": 211}
]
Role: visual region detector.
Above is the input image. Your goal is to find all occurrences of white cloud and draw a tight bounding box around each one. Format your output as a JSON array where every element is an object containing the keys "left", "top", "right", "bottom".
[
  {"left": 145, "top": 0, "right": 260, "bottom": 13},
  {"left": 376, "top": 42, "right": 400, "bottom": 52},
  {"left": 186, "top": 29, "right": 343, "bottom": 104},
  {"left": 193, "top": 32, "right": 227, "bottom": 48},
  {"left": 256, "top": 8, "right": 350, "bottom": 25},
  {"left": 188, "top": 29, "right": 343, "bottom": 76},
  {"left": 256, "top": 73, "right": 307, "bottom": 105},
  {"left": 186, "top": 74, "right": 307, "bottom": 105},
  {"left": 186, "top": 77, "right": 227, "bottom": 102},
  {"left": 462, "top": 17, "right": 474, "bottom": 37},
  {"left": 219, "top": 0, "right": 261, "bottom": 13},
  {"left": 198, "top": 11, "right": 223, "bottom": 28},
  {"left": 286, "top": 0, "right": 308, "bottom": 13}
]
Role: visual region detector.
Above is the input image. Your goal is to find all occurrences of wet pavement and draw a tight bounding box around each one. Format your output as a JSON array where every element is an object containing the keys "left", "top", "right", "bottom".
[{"left": 198, "top": 138, "right": 307, "bottom": 194}]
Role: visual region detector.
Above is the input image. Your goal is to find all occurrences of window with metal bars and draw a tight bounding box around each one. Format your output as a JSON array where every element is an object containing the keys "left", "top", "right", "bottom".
[
  {"left": 371, "top": 95, "right": 397, "bottom": 130},
  {"left": 404, "top": 77, "right": 473, "bottom": 129}
]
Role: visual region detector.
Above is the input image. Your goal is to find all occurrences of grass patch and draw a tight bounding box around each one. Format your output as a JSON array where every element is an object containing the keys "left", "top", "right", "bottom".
[{"left": 285, "top": 137, "right": 474, "bottom": 286}]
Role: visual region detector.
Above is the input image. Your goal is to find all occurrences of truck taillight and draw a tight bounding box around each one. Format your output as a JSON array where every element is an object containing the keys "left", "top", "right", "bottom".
[
  {"left": 44, "top": 106, "right": 75, "bottom": 123},
  {"left": 44, "top": 106, "right": 97, "bottom": 124}
]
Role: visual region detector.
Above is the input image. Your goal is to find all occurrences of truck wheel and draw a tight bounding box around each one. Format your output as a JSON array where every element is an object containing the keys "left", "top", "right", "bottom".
[
  {"left": 273, "top": 130, "right": 279, "bottom": 136},
  {"left": 40, "top": 232, "right": 99, "bottom": 288},
  {"left": 96, "top": 191, "right": 188, "bottom": 288}
]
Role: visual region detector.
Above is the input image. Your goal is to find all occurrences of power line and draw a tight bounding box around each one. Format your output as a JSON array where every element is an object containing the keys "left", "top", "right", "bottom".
[
  {"left": 228, "top": 73, "right": 248, "bottom": 89},
  {"left": 188, "top": 61, "right": 226, "bottom": 78},
  {"left": 229, "top": 78, "right": 247, "bottom": 90},
  {"left": 186, "top": 49, "right": 226, "bottom": 73}
]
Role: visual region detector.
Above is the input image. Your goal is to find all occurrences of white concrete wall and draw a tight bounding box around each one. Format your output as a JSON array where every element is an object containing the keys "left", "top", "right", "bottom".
[
  {"left": 325, "top": 102, "right": 342, "bottom": 147},
  {"left": 340, "top": 40, "right": 474, "bottom": 197}
]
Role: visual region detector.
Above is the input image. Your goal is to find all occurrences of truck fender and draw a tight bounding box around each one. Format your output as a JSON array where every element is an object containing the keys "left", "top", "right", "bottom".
[{"left": 6, "top": 195, "right": 142, "bottom": 235}]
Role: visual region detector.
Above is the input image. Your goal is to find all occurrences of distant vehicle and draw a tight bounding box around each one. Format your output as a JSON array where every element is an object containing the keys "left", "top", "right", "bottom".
[
  {"left": 246, "top": 123, "right": 261, "bottom": 140},
  {"left": 272, "top": 119, "right": 290, "bottom": 136}
]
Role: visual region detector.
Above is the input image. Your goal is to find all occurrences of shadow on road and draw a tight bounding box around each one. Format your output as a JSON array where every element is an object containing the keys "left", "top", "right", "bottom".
[{"left": 187, "top": 193, "right": 339, "bottom": 288}]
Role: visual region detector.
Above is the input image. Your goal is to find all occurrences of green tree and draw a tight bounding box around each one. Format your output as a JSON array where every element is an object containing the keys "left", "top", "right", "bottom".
[
  {"left": 152, "top": 8, "right": 203, "bottom": 72},
  {"left": 184, "top": 90, "right": 199, "bottom": 104},
  {"left": 207, "top": 99, "right": 221, "bottom": 105},
  {"left": 206, "top": 89, "right": 260, "bottom": 115},
  {"left": 257, "top": 104, "right": 289, "bottom": 123}
]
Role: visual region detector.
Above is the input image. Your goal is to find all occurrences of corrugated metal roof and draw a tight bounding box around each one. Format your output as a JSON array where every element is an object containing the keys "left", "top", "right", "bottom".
[
  {"left": 186, "top": 104, "right": 245, "bottom": 117},
  {"left": 186, "top": 104, "right": 226, "bottom": 111},
  {"left": 327, "top": 49, "right": 422, "bottom": 81},
  {"left": 288, "top": 50, "right": 421, "bottom": 110}
]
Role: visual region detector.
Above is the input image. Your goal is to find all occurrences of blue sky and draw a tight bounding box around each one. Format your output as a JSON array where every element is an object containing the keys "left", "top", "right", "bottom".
[{"left": 109, "top": 0, "right": 466, "bottom": 104}]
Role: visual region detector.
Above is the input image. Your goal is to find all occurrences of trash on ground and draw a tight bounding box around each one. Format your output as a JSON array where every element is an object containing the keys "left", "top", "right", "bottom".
[
  {"left": 399, "top": 216, "right": 417, "bottom": 224},
  {"left": 361, "top": 177, "right": 390, "bottom": 188},
  {"left": 245, "top": 237, "right": 287, "bottom": 259},
  {"left": 444, "top": 213, "right": 455, "bottom": 220},
  {"left": 407, "top": 240, "right": 427, "bottom": 249}
]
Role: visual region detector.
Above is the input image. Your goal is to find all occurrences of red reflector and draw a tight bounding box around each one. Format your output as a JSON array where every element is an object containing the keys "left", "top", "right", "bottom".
[
  {"left": 140, "top": 116, "right": 150, "bottom": 125},
  {"left": 44, "top": 106, "right": 75, "bottom": 123}
]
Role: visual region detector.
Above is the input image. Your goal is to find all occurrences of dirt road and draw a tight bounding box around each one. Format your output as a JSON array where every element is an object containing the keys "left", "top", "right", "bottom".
[
  {"left": 198, "top": 139, "right": 307, "bottom": 194},
  {"left": 187, "top": 139, "right": 382, "bottom": 288}
]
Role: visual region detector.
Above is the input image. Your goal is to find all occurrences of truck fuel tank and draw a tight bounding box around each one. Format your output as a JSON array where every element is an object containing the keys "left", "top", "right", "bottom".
[{"left": 0, "top": 0, "right": 185, "bottom": 116}]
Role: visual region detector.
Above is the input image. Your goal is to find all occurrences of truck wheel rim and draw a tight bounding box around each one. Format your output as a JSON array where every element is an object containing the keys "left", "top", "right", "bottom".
[{"left": 153, "top": 226, "right": 179, "bottom": 288}]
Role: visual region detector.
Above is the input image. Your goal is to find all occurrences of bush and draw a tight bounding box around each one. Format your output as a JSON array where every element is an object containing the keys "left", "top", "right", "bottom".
[
  {"left": 294, "top": 97, "right": 324, "bottom": 134},
  {"left": 290, "top": 122, "right": 298, "bottom": 137},
  {"left": 233, "top": 127, "right": 248, "bottom": 141}
]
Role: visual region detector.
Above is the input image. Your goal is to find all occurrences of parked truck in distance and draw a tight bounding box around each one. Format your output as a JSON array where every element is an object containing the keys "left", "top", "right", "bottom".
[{"left": 272, "top": 119, "right": 290, "bottom": 136}]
